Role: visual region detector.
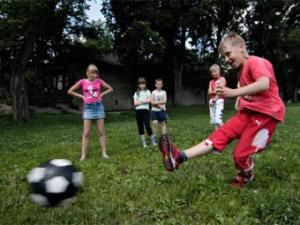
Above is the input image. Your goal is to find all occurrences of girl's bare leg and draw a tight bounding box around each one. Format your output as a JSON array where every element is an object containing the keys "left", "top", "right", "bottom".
[
  {"left": 96, "top": 119, "right": 109, "bottom": 158},
  {"left": 81, "top": 120, "right": 92, "bottom": 160}
]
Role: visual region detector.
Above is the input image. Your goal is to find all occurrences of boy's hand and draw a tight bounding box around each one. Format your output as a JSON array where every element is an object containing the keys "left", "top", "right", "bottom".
[
  {"left": 243, "top": 95, "right": 253, "bottom": 101},
  {"left": 216, "top": 86, "right": 239, "bottom": 98}
]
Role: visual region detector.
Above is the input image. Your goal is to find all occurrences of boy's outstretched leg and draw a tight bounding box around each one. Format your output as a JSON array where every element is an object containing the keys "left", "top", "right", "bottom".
[{"left": 159, "top": 134, "right": 214, "bottom": 172}]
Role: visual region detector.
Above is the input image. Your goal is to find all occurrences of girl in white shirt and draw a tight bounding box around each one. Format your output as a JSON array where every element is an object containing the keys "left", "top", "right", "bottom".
[{"left": 133, "top": 77, "right": 157, "bottom": 148}]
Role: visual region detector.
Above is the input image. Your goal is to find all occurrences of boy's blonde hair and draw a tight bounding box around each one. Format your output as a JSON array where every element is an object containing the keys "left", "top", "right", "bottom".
[
  {"left": 87, "top": 64, "right": 99, "bottom": 74},
  {"left": 209, "top": 64, "right": 220, "bottom": 71},
  {"left": 218, "top": 32, "right": 246, "bottom": 55},
  {"left": 155, "top": 78, "right": 163, "bottom": 83}
]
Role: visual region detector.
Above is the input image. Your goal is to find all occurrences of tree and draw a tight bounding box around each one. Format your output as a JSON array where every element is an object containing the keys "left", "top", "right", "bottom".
[
  {"left": 245, "top": 0, "right": 300, "bottom": 101},
  {"left": 103, "top": 0, "right": 248, "bottom": 105},
  {"left": 0, "top": 0, "right": 88, "bottom": 120}
]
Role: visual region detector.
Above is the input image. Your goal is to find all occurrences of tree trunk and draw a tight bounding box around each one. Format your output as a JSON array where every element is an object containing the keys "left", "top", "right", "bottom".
[
  {"left": 10, "top": 71, "right": 31, "bottom": 120},
  {"left": 10, "top": 1, "right": 59, "bottom": 120},
  {"left": 292, "top": 65, "right": 299, "bottom": 102},
  {"left": 173, "top": 57, "right": 184, "bottom": 105},
  {"left": 10, "top": 28, "right": 39, "bottom": 120},
  {"left": 172, "top": 27, "right": 186, "bottom": 106}
]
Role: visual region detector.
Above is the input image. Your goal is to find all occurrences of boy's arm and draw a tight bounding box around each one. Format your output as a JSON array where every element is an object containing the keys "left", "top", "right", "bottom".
[
  {"left": 151, "top": 93, "right": 158, "bottom": 106},
  {"left": 157, "top": 93, "right": 167, "bottom": 105},
  {"left": 234, "top": 82, "right": 240, "bottom": 110},
  {"left": 157, "top": 92, "right": 167, "bottom": 109},
  {"left": 216, "top": 77, "right": 269, "bottom": 98},
  {"left": 151, "top": 93, "right": 166, "bottom": 105}
]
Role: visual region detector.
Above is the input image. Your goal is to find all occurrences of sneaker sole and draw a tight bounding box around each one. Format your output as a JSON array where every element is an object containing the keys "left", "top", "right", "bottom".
[
  {"left": 230, "top": 176, "right": 255, "bottom": 188},
  {"left": 159, "top": 134, "right": 176, "bottom": 172}
]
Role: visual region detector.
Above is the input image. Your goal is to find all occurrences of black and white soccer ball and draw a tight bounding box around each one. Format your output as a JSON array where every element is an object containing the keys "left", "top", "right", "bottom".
[{"left": 27, "top": 159, "right": 83, "bottom": 207}]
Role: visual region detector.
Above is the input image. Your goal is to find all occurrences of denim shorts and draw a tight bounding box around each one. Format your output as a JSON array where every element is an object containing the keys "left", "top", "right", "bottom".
[
  {"left": 82, "top": 101, "right": 105, "bottom": 120},
  {"left": 151, "top": 110, "right": 168, "bottom": 122}
]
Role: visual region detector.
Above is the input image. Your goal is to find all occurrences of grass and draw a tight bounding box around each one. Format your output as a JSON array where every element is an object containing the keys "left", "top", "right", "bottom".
[{"left": 0, "top": 104, "right": 299, "bottom": 225}]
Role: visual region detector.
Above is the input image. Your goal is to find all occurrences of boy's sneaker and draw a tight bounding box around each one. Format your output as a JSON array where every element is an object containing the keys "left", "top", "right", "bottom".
[
  {"left": 143, "top": 142, "right": 147, "bottom": 148},
  {"left": 159, "top": 134, "right": 181, "bottom": 172},
  {"left": 229, "top": 171, "right": 254, "bottom": 188}
]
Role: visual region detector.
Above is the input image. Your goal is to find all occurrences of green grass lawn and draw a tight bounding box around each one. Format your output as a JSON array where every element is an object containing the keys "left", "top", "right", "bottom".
[{"left": 0, "top": 105, "right": 299, "bottom": 225}]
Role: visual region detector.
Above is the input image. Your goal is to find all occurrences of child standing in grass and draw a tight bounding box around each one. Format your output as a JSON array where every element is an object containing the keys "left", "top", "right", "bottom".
[
  {"left": 159, "top": 32, "right": 285, "bottom": 188},
  {"left": 68, "top": 64, "right": 113, "bottom": 160},
  {"left": 208, "top": 64, "right": 227, "bottom": 130},
  {"left": 151, "top": 78, "right": 168, "bottom": 138},
  {"left": 133, "top": 77, "right": 157, "bottom": 148}
]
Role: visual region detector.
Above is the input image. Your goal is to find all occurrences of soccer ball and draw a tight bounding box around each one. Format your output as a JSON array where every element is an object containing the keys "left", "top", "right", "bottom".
[{"left": 27, "top": 159, "right": 83, "bottom": 207}]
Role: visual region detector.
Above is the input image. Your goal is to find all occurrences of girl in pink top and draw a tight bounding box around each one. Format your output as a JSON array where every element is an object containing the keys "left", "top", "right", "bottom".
[
  {"left": 68, "top": 64, "right": 113, "bottom": 160},
  {"left": 208, "top": 64, "right": 226, "bottom": 130}
]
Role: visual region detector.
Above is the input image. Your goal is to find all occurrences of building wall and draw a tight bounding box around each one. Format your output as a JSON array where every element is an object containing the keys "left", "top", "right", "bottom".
[
  {"left": 172, "top": 88, "right": 207, "bottom": 106},
  {"left": 98, "top": 64, "right": 134, "bottom": 111}
]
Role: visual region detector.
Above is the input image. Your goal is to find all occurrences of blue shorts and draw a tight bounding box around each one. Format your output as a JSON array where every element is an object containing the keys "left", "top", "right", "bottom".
[
  {"left": 82, "top": 102, "right": 105, "bottom": 120},
  {"left": 151, "top": 110, "right": 168, "bottom": 122}
]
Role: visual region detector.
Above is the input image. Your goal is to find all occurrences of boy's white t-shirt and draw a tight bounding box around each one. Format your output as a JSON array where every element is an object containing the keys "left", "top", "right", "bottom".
[
  {"left": 133, "top": 90, "right": 151, "bottom": 110},
  {"left": 151, "top": 89, "right": 167, "bottom": 111}
]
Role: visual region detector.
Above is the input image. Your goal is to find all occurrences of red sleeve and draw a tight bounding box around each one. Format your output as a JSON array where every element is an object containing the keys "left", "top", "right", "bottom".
[{"left": 250, "top": 58, "right": 272, "bottom": 81}]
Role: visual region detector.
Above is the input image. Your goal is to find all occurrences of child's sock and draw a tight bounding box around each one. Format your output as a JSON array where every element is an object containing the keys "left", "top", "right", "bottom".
[
  {"left": 240, "top": 170, "right": 253, "bottom": 178},
  {"left": 179, "top": 151, "right": 188, "bottom": 163},
  {"left": 140, "top": 135, "right": 147, "bottom": 147}
]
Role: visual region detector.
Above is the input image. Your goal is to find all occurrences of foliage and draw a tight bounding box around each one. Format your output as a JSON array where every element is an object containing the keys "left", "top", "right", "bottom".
[
  {"left": 1, "top": 0, "right": 300, "bottom": 118},
  {"left": 0, "top": 0, "right": 114, "bottom": 108},
  {"left": 0, "top": 105, "right": 299, "bottom": 224},
  {"left": 103, "top": 0, "right": 300, "bottom": 102}
]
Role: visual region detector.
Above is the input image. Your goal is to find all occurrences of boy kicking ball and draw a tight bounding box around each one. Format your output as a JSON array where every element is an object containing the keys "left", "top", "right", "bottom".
[{"left": 159, "top": 32, "right": 285, "bottom": 188}]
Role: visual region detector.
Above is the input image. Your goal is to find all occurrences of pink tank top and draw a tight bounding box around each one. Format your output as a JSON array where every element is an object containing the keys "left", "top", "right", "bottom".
[
  {"left": 78, "top": 79, "right": 103, "bottom": 104},
  {"left": 209, "top": 77, "right": 225, "bottom": 99}
]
